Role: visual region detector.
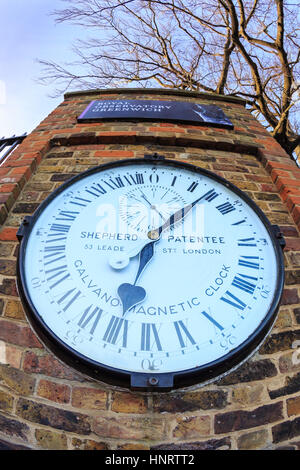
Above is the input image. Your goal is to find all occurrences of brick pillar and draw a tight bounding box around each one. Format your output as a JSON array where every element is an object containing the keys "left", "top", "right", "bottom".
[{"left": 0, "top": 88, "right": 299, "bottom": 450}]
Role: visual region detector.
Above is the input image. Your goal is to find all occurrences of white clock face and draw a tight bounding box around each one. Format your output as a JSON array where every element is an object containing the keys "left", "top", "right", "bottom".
[{"left": 20, "top": 159, "right": 282, "bottom": 385}]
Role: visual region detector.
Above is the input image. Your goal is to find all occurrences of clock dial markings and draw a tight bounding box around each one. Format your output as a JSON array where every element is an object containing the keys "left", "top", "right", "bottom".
[
  {"left": 238, "top": 256, "right": 260, "bottom": 270},
  {"left": 220, "top": 291, "right": 247, "bottom": 310},
  {"left": 238, "top": 237, "right": 257, "bottom": 247},
  {"left": 44, "top": 254, "right": 66, "bottom": 266},
  {"left": 56, "top": 210, "right": 79, "bottom": 221},
  {"left": 202, "top": 188, "right": 219, "bottom": 202},
  {"left": 187, "top": 181, "right": 199, "bottom": 192},
  {"left": 173, "top": 320, "right": 196, "bottom": 349},
  {"left": 48, "top": 272, "right": 71, "bottom": 290},
  {"left": 231, "top": 274, "right": 257, "bottom": 295},
  {"left": 141, "top": 323, "right": 162, "bottom": 352},
  {"left": 216, "top": 201, "right": 236, "bottom": 215},
  {"left": 85, "top": 183, "right": 107, "bottom": 197},
  {"left": 103, "top": 315, "right": 129, "bottom": 348},
  {"left": 127, "top": 173, "right": 144, "bottom": 185},
  {"left": 70, "top": 197, "right": 91, "bottom": 207},
  {"left": 44, "top": 244, "right": 66, "bottom": 256},
  {"left": 103, "top": 176, "right": 125, "bottom": 190},
  {"left": 20, "top": 160, "right": 282, "bottom": 382},
  {"left": 201, "top": 310, "right": 224, "bottom": 331},
  {"left": 76, "top": 304, "right": 103, "bottom": 336},
  {"left": 232, "top": 219, "right": 247, "bottom": 226},
  {"left": 171, "top": 176, "right": 177, "bottom": 187},
  {"left": 49, "top": 223, "right": 72, "bottom": 234},
  {"left": 57, "top": 287, "right": 82, "bottom": 312}
]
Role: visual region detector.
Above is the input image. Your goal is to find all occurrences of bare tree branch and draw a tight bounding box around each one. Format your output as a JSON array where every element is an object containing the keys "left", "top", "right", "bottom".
[{"left": 37, "top": 0, "right": 300, "bottom": 162}]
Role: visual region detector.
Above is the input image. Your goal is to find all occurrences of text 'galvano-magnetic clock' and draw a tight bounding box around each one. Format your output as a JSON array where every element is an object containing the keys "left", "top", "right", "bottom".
[{"left": 17, "top": 154, "right": 285, "bottom": 391}]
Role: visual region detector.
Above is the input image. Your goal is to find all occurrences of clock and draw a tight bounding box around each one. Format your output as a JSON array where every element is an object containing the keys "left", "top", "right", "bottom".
[{"left": 16, "top": 154, "right": 285, "bottom": 391}]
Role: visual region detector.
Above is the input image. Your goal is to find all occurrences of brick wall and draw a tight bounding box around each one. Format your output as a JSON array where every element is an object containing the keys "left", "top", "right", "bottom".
[{"left": 0, "top": 88, "right": 299, "bottom": 450}]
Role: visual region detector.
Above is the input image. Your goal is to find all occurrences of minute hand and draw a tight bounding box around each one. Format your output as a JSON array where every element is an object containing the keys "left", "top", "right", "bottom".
[
  {"left": 132, "top": 192, "right": 207, "bottom": 280},
  {"left": 156, "top": 193, "right": 205, "bottom": 236},
  {"left": 117, "top": 192, "right": 208, "bottom": 315}
]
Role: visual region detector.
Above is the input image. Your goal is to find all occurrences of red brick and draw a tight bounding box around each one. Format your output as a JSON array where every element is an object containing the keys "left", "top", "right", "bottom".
[
  {"left": 37, "top": 379, "right": 71, "bottom": 404},
  {"left": 286, "top": 196, "right": 300, "bottom": 212},
  {"left": 281, "top": 288, "right": 300, "bottom": 305},
  {"left": 94, "top": 150, "right": 134, "bottom": 157},
  {"left": 0, "top": 228, "right": 18, "bottom": 241},
  {"left": 149, "top": 126, "right": 186, "bottom": 133},
  {"left": 0, "top": 278, "right": 18, "bottom": 297},
  {"left": 23, "top": 351, "right": 83, "bottom": 381},
  {"left": 96, "top": 132, "right": 136, "bottom": 143},
  {"left": 0, "top": 319, "right": 42, "bottom": 348},
  {"left": 0, "top": 193, "right": 15, "bottom": 210},
  {"left": 271, "top": 169, "right": 292, "bottom": 181},
  {"left": 284, "top": 238, "right": 300, "bottom": 252},
  {"left": 0, "top": 168, "right": 11, "bottom": 177},
  {"left": 260, "top": 183, "right": 278, "bottom": 192},
  {"left": 0, "top": 183, "right": 19, "bottom": 194},
  {"left": 10, "top": 166, "right": 32, "bottom": 181},
  {"left": 276, "top": 176, "right": 300, "bottom": 191},
  {"left": 266, "top": 161, "right": 300, "bottom": 172},
  {"left": 292, "top": 205, "right": 300, "bottom": 225},
  {"left": 280, "top": 186, "right": 300, "bottom": 202},
  {"left": 0, "top": 173, "right": 27, "bottom": 186},
  {"left": 96, "top": 131, "right": 136, "bottom": 136}
]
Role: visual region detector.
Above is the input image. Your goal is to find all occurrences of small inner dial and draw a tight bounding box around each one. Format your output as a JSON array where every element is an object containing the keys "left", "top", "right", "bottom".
[{"left": 119, "top": 184, "right": 186, "bottom": 234}]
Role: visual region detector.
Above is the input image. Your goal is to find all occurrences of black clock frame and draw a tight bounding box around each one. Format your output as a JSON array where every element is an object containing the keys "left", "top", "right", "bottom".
[{"left": 17, "top": 154, "right": 285, "bottom": 391}]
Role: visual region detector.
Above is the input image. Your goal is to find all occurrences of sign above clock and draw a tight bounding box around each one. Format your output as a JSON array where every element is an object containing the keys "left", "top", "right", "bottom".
[{"left": 78, "top": 99, "right": 233, "bottom": 129}]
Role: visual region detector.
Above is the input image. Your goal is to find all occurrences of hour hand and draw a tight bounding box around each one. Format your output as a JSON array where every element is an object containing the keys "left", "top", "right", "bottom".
[
  {"left": 109, "top": 238, "right": 151, "bottom": 270},
  {"left": 117, "top": 240, "right": 156, "bottom": 315}
]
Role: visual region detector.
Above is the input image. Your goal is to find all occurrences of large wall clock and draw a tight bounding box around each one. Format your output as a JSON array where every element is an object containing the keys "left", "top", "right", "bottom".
[{"left": 17, "top": 154, "right": 285, "bottom": 391}]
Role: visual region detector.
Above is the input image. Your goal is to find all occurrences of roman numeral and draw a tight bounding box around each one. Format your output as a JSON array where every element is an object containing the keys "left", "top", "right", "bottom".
[
  {"left": 70, "top": 196, "right": 91, "bottom": 207},
  {"left": 238, "top": 237, "right": 257, "bottom": 247},
  {"left": 141, "top": 323, "right": 162, "bottom": 351},
  {"left": 77, "top": 304, "right": 103, "bottom": 335},
  {"left": 104, "top": 177, "right": 125, "bottom": 189},
  {"left": 232, "top": 274, "right": 257, "bottom": 294},
  {"left": 49, "top": 223, "right": 71, "bottom": 234},
  {"left": 85, "top": 183, "right": 107, "bottom": 197},
  {"left": 201, "top": 311, "right": 224, "bottom": 331},
  {"left": 174, "top": 320, "right": 196, "bottom": 348},
  {"left": 216, "top": 202, "right": 236, "bottom": 215},
  {"left": 44, "top": 245, "right": 66, "bottom": 266},
  {"left": 56, "top": 210, "right": 79, "bottom": 221},
  {"left": 103, "top": 316, "right": 128, "bottom": 348},
  {"left": 238, "top": 256, "right": 260, "bottom": 270},
  {"left": 171, "top": 176, "right": 177, "bottom": 186},
  {"left": 124, "top": 173, "right": 144, "bottom": 185},
  {"left": 220, "top": 291, "right": 246, "bottom": 310},
  {"left": 57, "top": 288, "right": 82, "bottom": 311},
  {"left": 45, "top": 264, "right": 68, "bottom": 279},
  {"left": 44, "top": 260, "right": 70, "bottom": 289},
  {"left": 202, "top": 189, "right": 219, "bottom": 202},
  {"left": 44, "top": 244, "right": 66, "bottom": 256},
  {"left": 187, "top": 181, "right": 199, "bottom": 192},
  {"left": 232, "top": 219, "right": 246, "bottom": 226}
]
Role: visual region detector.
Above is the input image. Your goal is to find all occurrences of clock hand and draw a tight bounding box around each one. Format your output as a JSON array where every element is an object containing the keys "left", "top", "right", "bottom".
[
  {"left": 117, "top": 233, "right": 160, "bottom": 316},
  {"left": 117, "top": 193, "right": 207, "bottom": 315},
  {"left": 156, "top": 192, "right": 205, "bottom": 235},
  {"left": 109, "top": 238, "right": 152, "bottom": 270},
  {"left": 140, "top": 191, "right": 166, "bottom": 221},
  {"left": 111, "top": 191, "right": 205, "bottom": 271}
]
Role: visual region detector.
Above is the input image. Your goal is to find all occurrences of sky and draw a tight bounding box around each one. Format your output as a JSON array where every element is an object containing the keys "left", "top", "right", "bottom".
[{"left": 0, "top": 0, "right": 80, "bottom": 138}]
